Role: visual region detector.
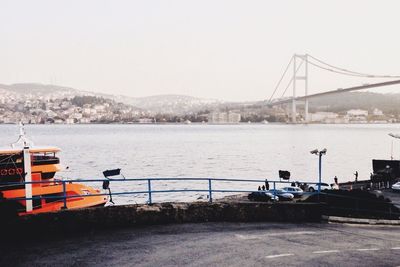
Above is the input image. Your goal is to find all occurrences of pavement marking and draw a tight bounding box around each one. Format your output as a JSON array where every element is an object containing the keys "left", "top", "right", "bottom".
[
  {"left": 312, "top": 250, "right": 340, "bottom": 254},
  {"left": 356, "top": 248, "right": 380, "bottom": 251},
  {"left": 235, "top": 231, "right": 317, "bottom": 240},
  {"left": 265, "top": 253, "right": 294, "bottom": 259},
  {"left": 391, "top": 247, "right": 400, "bottom": 250}
]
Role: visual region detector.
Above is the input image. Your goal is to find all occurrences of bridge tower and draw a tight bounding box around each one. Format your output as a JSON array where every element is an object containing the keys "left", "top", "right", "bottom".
[{"left": 291, "top": 54, "right": 309, "bottom": 123}]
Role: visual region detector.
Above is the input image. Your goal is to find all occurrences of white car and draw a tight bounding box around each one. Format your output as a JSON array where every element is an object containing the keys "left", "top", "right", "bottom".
[
  {"left": 392, "top": 182, "right": 400, "bottom": 191},
  {"left": 281, "top": 186, "right": 303, "bottom": 197},
  {"left": 308, "top": 183, "right": 331, "bottom": 192}
]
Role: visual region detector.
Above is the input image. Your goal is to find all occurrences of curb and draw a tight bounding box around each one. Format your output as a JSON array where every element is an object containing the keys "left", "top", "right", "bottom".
[{"left": 322, "top": 215, "right": 400, "bottom": 225}]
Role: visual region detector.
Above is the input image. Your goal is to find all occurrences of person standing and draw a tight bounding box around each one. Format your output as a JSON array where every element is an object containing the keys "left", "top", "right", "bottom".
[
  {"left": 354, "top": 171, "right": 358, "bottom": 182},
  {"left": 333, "top": 176, "right": 339, "bottom": 190},
  {"left": 265, "top": 179, "right": 270, "bottom": 190}
]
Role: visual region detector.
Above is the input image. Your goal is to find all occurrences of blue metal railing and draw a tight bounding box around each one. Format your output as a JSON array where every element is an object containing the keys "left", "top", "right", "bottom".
[
  {"left": 0, "top": 177, "right": 319, "bottom": 206},
  {"left": 1, "top": 178, "right": 399, "bottom": 219}
]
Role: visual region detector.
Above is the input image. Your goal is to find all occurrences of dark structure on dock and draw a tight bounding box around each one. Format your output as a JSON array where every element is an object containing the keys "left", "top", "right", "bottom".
[
  {"left": 340, "top": 159, "right": 400, "bottom": 190},
  {"left": 371, "top": 159, "right": 400, "bottom": 186}
]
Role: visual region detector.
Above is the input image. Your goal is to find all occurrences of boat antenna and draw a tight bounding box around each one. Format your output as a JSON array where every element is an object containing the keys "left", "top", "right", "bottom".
[
  {"left": 10, "top": 122, "right": 34, "bottom": 148},
  {"left": 391, "top": 139, "right": 394, "bottom": 160}
]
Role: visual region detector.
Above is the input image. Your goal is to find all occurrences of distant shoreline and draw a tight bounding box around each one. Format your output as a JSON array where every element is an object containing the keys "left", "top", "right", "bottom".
[{"left": 0, "top": 122, "right": 399, "bottom": 126}]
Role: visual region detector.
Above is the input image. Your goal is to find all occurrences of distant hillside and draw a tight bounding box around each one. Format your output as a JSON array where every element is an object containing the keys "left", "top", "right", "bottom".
[
  {"left": 0, "top": 83, "right": 78, "bottom": 95},
  {"left": 112, "top": 94, "right": 221, "bottom": 114},
  {"left": 3, "top": 82, "right": 399, "bottom": 116},
  {"left": 0, "top": 83, "right": 221, "bottom": 114}
]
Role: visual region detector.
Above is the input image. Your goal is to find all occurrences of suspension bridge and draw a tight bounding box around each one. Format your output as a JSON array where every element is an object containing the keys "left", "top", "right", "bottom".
[{"left": 267, "top": 54, "right": 400, "bottom": 123}]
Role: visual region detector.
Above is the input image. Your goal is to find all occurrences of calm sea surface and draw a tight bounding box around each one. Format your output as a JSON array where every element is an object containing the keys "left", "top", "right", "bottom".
[{"left": 0, "top": 124, "right": 399, "bottom": 203}]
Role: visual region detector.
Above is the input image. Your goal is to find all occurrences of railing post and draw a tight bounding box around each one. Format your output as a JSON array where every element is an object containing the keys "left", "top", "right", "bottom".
[
  {"left": 147, "top": 179, "right": 152, "bottom": 204},
  {"left": 208, "top": 179, "right": 212, "bottom": 203},
  {"left": 62, "top": 180, "right": 67, "bottom": 209},
  {"left": 318, "top": 153, "right": 322, "bottom": 194},
  {"left": 273, "top": 181, "right": 276, "bottom": 201}
]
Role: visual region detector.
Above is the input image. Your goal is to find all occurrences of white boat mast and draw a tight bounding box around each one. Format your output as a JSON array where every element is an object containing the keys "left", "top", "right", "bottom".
[
  {"left": 11, "top": 123, "right": 33, "bottom": 212},
  {"left": 23, "top": 147, "right": 33, "bottom": 212}
]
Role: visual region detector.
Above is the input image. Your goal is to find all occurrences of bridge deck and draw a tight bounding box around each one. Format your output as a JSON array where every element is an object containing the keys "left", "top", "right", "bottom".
[{"left": 269, "top": 79, "right": 400, "bottom": 106}]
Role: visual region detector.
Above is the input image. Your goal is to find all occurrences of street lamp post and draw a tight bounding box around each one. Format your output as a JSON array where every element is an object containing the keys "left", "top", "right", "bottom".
[{"left": 310, "top": 148, "right": 327, "bottom": 193}]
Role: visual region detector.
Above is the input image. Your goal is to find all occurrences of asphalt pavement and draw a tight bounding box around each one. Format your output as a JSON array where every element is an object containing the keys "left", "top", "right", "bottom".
[{"left": 2, "top": 222, "right": 400, "bottom": 267}]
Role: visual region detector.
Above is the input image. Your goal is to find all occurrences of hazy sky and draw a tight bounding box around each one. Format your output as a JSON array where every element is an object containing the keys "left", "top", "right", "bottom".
[{"left": 1, "top": 0, "right": 400, "bottom": 101}]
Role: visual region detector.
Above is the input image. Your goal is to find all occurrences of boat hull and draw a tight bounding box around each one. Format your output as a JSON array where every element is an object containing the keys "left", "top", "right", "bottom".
[{"left": 1, "top": 182, "right": 107, "bottom": 216}]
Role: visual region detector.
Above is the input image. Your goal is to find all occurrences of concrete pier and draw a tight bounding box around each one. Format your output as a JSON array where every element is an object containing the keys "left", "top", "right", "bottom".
[{"left": 1, "top": 202, "right": 323, "bottom": 238}]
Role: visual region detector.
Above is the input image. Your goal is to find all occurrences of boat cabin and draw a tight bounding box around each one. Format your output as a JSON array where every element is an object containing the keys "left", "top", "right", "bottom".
[{"left": 0, "top": 147, "right": 61, "bottom": 189}]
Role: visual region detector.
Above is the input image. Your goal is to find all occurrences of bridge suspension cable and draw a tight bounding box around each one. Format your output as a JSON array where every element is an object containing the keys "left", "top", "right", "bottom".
[
  {"left": 307, "top": 54, "right": 400, "bottom": 79},
  {"left": 269, "top": 54, "right": 400, "bottom": 101},
  {"left": 307, "top": 60, "right": 372, "bottom": 78},
  {"left": 268, "top": 56, "right": 293, "bottom": 102},
  {"left": 280, "top": 60, "right": 304, "bottom": 98}
]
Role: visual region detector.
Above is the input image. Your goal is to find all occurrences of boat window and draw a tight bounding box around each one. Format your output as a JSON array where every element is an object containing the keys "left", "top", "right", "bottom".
[
  {"left": 32, "top": 152, "right": 57, "bottom": 160},
  {"left": 0, "top": 153, "right": 23, "bottom": 163}
]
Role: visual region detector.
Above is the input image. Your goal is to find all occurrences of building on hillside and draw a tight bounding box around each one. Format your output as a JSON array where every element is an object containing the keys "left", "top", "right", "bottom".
[
  {"left": 324, "top": 116, "right": 350, "bottom": 124},
  {"left": 73, "top": 113, "right": 83, "bottom": 120},
  {"left": 309, "top": 112, "right": 338, "bottom": 123},
  {"left": 209, "top": 112, "right": 241, "bottom": 124},
  {"left": 138, "top": 118, "right": 154, "bottom": 124},
  {"left": 79, "top": 118, "right": 91, "bottom": 124},
  {"left": 228, "top": 112, "right": 241, "bottom": 123},
  {"left": 347, "top": 109, "right": 368, "bottom": 117},
  {"left": 372, "top": 108, "right": 384, "bottom": 116},
  {"left": 65, "top": 118, "right": 75, "bottom": 124},
  {"left": 347, "top": 109, "right": 368, "bottom": 123}
]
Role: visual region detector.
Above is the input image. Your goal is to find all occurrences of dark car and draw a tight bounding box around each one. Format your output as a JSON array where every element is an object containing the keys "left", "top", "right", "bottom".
[
  {"left": 267, "top": 189, "right": 294, "bottom": 201},
  {"left": 248, "top": 191, "right": 278, "bottom": 202}
]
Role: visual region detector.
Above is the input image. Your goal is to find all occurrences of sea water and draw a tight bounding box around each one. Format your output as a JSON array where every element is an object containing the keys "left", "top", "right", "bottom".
[{"left": 0, "top": 124, "right": 398, "bottom": 203}]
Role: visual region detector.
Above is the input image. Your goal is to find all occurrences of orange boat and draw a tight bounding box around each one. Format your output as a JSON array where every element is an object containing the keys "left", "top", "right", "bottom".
[{"left": 0, "top": 126, "right": 107, "bottom": 216}]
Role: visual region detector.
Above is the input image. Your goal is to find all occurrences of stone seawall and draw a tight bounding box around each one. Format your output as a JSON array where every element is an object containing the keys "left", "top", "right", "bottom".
[{"left": 2, "top": 202, "right": 323, "bottom": 238}]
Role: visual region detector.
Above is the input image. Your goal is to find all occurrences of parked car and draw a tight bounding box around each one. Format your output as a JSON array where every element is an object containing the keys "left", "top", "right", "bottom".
[
  {"left": 266, "top": 192, "right": 279, "bottom": 201},
  {"left": 281, "top": 186, "right": 303, "bottom": 197},
  {"left": 248, "top": 191, "right": 278, "bottom": 202},
  {"left": 267, "top": 189, "right": 294, "bottom": 201},
  {"left": 392, "top": 182, "right": 400, "bottom": 191},
  {"left": 308, "top": 183, "right": 331, "bottom": 192}
]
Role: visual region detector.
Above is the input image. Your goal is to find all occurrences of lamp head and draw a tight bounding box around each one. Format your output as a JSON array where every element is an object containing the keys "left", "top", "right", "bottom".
[
  {"left": 320, "top": 148, "right": 327, "bottom": 155},
  {"left": 389, "top": 133, "right": 400, "bottom": 139},
  {"left": 310, "top": 149, "right": 319, "bottom": 155}
]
